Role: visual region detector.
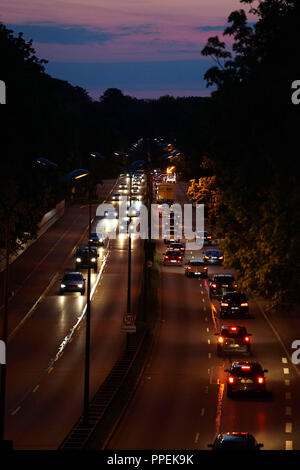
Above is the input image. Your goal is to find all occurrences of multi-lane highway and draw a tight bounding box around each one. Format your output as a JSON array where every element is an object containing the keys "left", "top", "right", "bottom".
[
  {"left": 4, "top": 176, "right": 144, "bottom": 449},
  {"left": 108, "top": 181, "right": 300, "bottom": 451}
]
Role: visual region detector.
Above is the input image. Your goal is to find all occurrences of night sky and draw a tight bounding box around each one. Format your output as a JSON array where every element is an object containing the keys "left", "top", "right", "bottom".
[{"left": 1, "top": 0, "right": 254, "bottom": 99}]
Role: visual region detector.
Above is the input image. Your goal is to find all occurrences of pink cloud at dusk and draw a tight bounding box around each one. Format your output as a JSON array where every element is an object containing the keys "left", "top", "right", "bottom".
[{"left": 0, "top": 0, "right": 255, "bottom": 98}]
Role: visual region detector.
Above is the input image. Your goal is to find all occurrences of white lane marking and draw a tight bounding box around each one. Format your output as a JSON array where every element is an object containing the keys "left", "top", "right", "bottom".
[
  {"left": 32, "top": 385, "right": 40, "bottom": 393},
  {"left": 208, "top": 369, "right": 211, "bottom": 375},
  {"left": 208, "top": 353, "right": 212, "bottom": 359},
  {"left": 201, "top": 408, "right": 205, "bottom": 416},
  {"left": 285, "top": 392, "right": 292, "bottom": 400},
  {"left": 203, "top": 307, "right": 207, "bottom": 311},
  {"left": 48, "top": 367, "right": 54, "bottom": 375},
  {"left": 194, "top": 433, "right": 199, "bottom": 444},
  {"left": 204, "top": 386, "right": 208, "bottom": 394},
  {"left": 285, "top": 423, "right": 292, "bottom": 433},
  {"left": 286, "top": 407, "right": 292, "bottom": 416},
  {"left": 206, "top": 328, "right": 210, "bottom": 333},
  {"left": 283, "top": 368, "right": 290, "bottom": 375},
  {"left": 255, "top": 301, "right": 300, "bottom": 379},
  {"left": 205, "top": 317, "right": 208, "bottom": 322},
  {"left": 11, "top": 406, "right": 21, "bottom": 416},
  {"left": 282, "top": 357, "right": 288, "bottom": 364},
  {"left": 208, "top": 339, "right": 211, "bottom": 344},
  {"left": 285, "top": 380, "right": 291, "bottom": 386},
  {"left": 286, "top": 441, "right": 293, "bottom": 450},
  {"left": 202, "top": 298, "right": 205, "bottom": 303}
]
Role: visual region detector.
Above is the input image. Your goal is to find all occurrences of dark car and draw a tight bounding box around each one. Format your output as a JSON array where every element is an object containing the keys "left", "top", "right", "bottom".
[
  {"left": 163, "top": 227, "right": 180, "bottom": 244},
  {"left": 195, "top": 230, "right": 213, "bottom": 246},
  {"left": 204, "top": 249, "right": 224, "bottom": 265},
  {"left": 59, "top": 272, "right": 85, "bottom": 295},
  {"left": 89, "top": 232, "right": 105, "bottom": 246},
  {"left": 74, "top": 246, "right": 99, "bottom": 272},
  {"left": 215, "top": 325, "right": 252, "bottom": 356},
  {"left": 208, "top": 433, "right": 263, "bottom": 451},
  {"left": 208, "top": 274, "right": 237, "bottom": 297},
  {"left": 168, "top": 242, "right": 185, "bottom": 254},
  {"left": 163, "top": 250, "right": 183, "bottom": 266},
  {"left": 185, "top": 259, "right": 208, "bottom": 278},
  {"left": 226, "top": 362, "right": 268, "bottom": 397},
  {"left": 220, "top": 292, "right": 249, "bottom": 318}
]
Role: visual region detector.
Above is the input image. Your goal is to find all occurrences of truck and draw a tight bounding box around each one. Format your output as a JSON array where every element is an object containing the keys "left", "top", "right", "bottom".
[{"left": 157, "top": 183, "right": 175, "bottom": 203}]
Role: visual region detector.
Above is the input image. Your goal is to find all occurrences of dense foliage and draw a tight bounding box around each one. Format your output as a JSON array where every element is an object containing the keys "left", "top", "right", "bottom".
[{"left": 188, "top": 0, "right": 300, "bottom": 306}]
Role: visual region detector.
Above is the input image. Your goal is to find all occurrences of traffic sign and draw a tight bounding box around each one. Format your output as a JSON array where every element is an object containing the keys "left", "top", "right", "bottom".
[{"left": 121, "top": 313, "right": 136, "bottom": 333}]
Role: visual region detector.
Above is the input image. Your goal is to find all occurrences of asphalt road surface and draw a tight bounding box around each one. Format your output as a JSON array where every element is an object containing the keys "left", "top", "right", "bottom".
[
  {"left": 108, "top": 181, "right": 300, "bottom": 451},
  {"left": 4, "top": 178, "right": 144, "bottom": 449}
]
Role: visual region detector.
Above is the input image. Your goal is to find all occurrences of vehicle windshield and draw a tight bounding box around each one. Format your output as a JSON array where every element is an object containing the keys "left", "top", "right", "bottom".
[
  {"left": 206, "top": 250, "right": 220, "bottom": 256},
  {"left": 63, "top": 274, "right": 82, "bottom": 282},
  {"left": 217, "top": 440, "right": 254, "bottom": 450},
  {"left": 223, "top": 293, "right": 247, "bottom": 302},
  {"left": 221, "top": 327, "right": 247, "bottom": 337},
  {"left": 190, "top": 261, "right": 205, "bottom": 266},
  {"left": 215, "top": 276, "right": 234, "bottom": 284},
  {"left": 232, "top": 364, "right": 263, "bottom": 377}
]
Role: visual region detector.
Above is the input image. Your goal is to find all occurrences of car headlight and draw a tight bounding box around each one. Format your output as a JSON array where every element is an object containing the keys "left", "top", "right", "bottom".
[
  {"left": 99, "top": 239, "right": 103, "bottom": 243},
  {"left": 91, "top": 257, "right": 96, "bottom": 262},
  {"left": 77, "top": 283, "right": 83, "bottom": 288},
  {"left": 76, "top": 257, "right": 82, "bottom": 262},
  {"left": 60, "top": 284, "right": 66, "bottom": 288}
]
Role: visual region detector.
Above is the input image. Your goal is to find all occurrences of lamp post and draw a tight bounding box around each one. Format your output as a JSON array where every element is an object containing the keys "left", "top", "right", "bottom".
[
  {"left": 126, "top": 171, "right": 132, "bottom": 352},
  {"left": 83, "top": 151, "right": 104, "bottom": 425}
]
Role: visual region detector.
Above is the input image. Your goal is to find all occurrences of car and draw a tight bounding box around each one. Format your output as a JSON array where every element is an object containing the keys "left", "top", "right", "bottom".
[
  {"left": 163, "top": 227, "right": 180, "bottom": 244},
  {"left": 220, "top": 292, "right": 249, "bottom": 318},
  {"left": 226, "top": 362, "right": 268, "bottom": 397},
  {"left": 208, "top": 433, "right": 263, "bottom": 451},
  {"left": 59, "top": 272, "right": 85, "bottom": 295},
  {"left": 195, "top": 230, "right": 213, "bottom": 246},
  {"left": 119, "top": 182, "right": 127, "bottom": 189},
  {"left": 204, "top": 249, "right": 224, "bottom": 265},
  {"left": 208, "top": 274, "right": 237, "bottom": 297},
  {"left": 185, "top": 259, "right": 208, "bottom": 278},
  {"left": 111, "top": 192, "right": 121, "bottom": 201},
  {"left": 89, "top": 232, "right": 105, "bottom": 246},
  {"left": 119, "top": 219, "right": 135, "bottom": 234},
  {"left": 74, "top": 246, "right": 99, "bottom": 272},
  {"left": 168, "top": 242, "right": 185, "bottom": 254},
  {"left": 104, "top": 208, "right": 118, "bottom": 218},
  {"left": 163, "top": 250, "right": 183, "bottom": 266},
  {"left": 215, "top": 325, "right": 252, "bottom": 356}
]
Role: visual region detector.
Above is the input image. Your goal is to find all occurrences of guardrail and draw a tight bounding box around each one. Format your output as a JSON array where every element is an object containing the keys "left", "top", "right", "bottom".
[{"left": 59, "top": 328, "right": 147, "bottom": 450}]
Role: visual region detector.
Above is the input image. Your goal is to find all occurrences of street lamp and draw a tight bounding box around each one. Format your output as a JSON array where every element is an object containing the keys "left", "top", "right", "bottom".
[{"left": 83, "top": 151, "right": 104, "bottom": 425}]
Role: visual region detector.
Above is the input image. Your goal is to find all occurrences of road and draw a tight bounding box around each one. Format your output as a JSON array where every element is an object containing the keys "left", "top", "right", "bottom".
[
  {"left": 108, "top": 181, "right": 300, "bottom": 451},
  {"left": 4, "top": 178, "right": 144, "bottom": 449}
]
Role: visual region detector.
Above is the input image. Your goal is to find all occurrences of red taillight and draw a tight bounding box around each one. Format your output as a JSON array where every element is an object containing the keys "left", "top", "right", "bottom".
[
  {"left": 187, "top": 266, "right": 191, "bottom": 270},
  {"left": 165, "top": 256, "right": 169, "bottom": 259},
  {"left": 241, "top": 366, "right": 251, "bottom": 370},
  {"left": 218, "top": 336, "right": 224, "bottom": 343},
  {"left": 228, "top": 376, "right": 235, "bottom": 384},
  {"left": 230, "top": 327, "right": 237, "bottom": 331},
  {"left": 241, "top": 302, "right": 248, "bottom": 307},
  {"left": 212, "top": 283, "right": 217, "bottom": 288},
  {"left": 178, "top": 256, "right": 182, "bottom": 260},
  {"left": 257, "top": 376, "right": 264, "bottom": 384},
  {"left": 221, "top": 302, "right": 229, "bottom": 307},
  {"left": 181, "top": 247, "right": 184, "bottom": 250},
  {"left": 207, "top": 235, "right": 212, "bottom": 239},
  {"left": 244, "top": 336, "right": 250, "bottom": 342}
]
